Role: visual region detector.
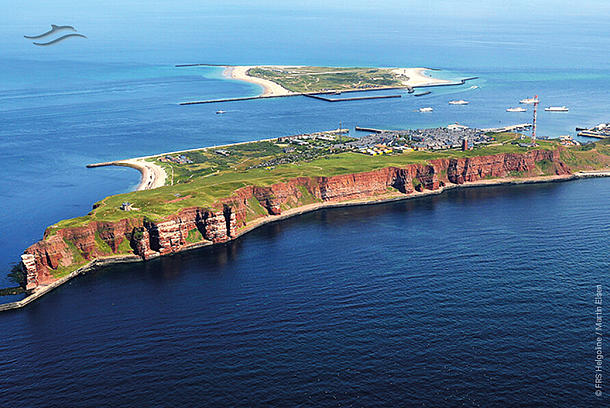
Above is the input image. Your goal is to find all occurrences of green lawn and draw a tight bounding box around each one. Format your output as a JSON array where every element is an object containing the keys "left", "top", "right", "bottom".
[{"left": 48, "top": 136, "right": 608, "bottom": 232}]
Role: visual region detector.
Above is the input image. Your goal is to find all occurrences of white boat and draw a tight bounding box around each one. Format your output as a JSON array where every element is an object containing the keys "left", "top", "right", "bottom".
[
  {"left": 544, "top": 106, "right": 568, "bottom": 112},
  {"left": 469, "top": 85, "right": 479, "bottom": 89},
  {"left": 506, "top": 107, "right": 527, "bottom": 112},
  {"left": 418, "top": 107, "right": 433, "bottom": 112},
  {"left": 519, "top": 98, "right": 538, "bottom": 104},
  {"left": 216, "top": 110, "right": 226, "bottom": 114},
  {"left": 449, "top": 100, "right": 469, "bottom": 105}
]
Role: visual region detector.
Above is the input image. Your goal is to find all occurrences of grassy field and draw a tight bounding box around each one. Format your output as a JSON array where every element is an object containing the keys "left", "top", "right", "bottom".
[
  {"left": 47, "top": 132, "right": 608, "bottom": 233},
  {"left": 247, "top": 67, "right": 405, "bottom": 93}
]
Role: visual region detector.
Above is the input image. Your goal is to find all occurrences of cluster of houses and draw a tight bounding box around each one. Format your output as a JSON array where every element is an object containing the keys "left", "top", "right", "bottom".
[
  {"left": 358, "top": 145, "right": 395, "bottom": 156},
  {"left": 559, "top": 135, "right": 581, "bottom": 146},
  {"left": 341, "top": 124, "right": 490, "bottom": 152},
  {"left": 276, "top": 129, "right": 350, "bottom": 147},
  {"left": 403, "top": 126, "right": 490, "bottom": 150},
  {"left": 158, "top": 154, "right": 193, "bottom": 164},
  {"left": 215, "top": 149, "right": 231, "bottom": 157}
]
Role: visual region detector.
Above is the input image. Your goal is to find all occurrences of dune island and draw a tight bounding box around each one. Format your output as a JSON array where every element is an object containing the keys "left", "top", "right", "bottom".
[
  {"left": 225, "top": 66, "right": 455, "bottom": 96},
  {"left": 3, "top": 127, "right": 609, "bottom": 310},
  {"left": 177, "top": 65, "right": 471, "bottom": 104}
]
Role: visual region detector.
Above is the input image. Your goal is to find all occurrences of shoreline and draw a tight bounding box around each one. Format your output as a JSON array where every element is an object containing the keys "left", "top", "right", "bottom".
[
  {"left": 224, "top": 65, "right": 297, "bottom": 97},
  {"left": 88, "top": 159, "right": 167, "bottom": 191},
  {"left": 391, "top": 67, "right": 453, "bottom": 87},
  {"left": 2, "top": 170, "right": 608, "bottom": 312},
  {"left": 223, "top": 65, "right": 463, "bottom": 98}
]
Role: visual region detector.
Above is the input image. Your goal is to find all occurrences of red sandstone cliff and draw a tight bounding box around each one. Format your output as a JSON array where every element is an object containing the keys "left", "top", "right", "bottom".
[{"left": 20, "top": 149, "right": 571, "bottom": 290}]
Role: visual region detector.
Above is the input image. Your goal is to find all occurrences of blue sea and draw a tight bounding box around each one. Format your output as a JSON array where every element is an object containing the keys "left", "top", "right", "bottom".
[{"left": 0, "top": 1, "right": 609, "bottom": 406}]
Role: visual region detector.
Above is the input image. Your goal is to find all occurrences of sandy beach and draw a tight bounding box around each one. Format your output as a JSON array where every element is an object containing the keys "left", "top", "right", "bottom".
[
  {"left": 225, "top": 66, "right": 296, "bottom": 97},
  {"left": 391, "top": 67, "right": 452, "bottom": 87},
  {"left": 116, "top": 159, "right": 167, "bottom": 190},
  {"left": 225, "top": 65, "right": 454, "bottom": 97}
]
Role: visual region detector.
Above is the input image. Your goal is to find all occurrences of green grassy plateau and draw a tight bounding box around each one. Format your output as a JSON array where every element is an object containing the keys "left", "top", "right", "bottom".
[{"left": 48, "top": 134, "right": 609, "bottom": 233}]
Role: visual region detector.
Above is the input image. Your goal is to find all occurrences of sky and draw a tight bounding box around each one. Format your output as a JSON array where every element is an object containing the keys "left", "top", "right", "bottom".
[{"left": 0, "top": 1, "right": 608, "bottom": 67}]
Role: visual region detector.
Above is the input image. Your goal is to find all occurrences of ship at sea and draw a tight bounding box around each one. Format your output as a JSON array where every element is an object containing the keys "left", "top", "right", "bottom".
[
  {"left": 506, "top": 107, "right": 527, "bottom": 112},
  {"left": 449, "top": 100, "right": 469, "bottom": 105},
  {"left": 418, "top": 107, "right": 433, "bottom": 112},
  {"left": 519, "top": 97, "right": 538, "bottom": 104},
  {"left": 544, "top": 106, "right": 569, "bottom": 112}
]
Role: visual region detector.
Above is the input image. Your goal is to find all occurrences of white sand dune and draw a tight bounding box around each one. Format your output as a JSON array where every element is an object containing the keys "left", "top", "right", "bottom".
[{"left": 225, "top": 66, "right": 297, "bottom": 97}]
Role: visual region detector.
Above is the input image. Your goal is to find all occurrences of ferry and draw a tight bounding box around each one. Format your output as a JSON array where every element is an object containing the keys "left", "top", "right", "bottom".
[
  {"left": 506, "top": 107, "right": 527, "bottom": 112},
  {"left": 216, "top": 110, "right": 226, "bottom": 114},
  {"left": 418, "top": 107, "right": 433, "bottom": 112},
  {"left": 449, "top": 100, "right": 469, "bottom": 105},
  {"left": 519, "top": 97, "right": 538, "bottom": 104},
  {"left": 544, "top": 106, "right": 568, "bottom": 112}
]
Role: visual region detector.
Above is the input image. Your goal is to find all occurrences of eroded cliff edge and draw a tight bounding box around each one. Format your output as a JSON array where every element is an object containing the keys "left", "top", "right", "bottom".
[{"left": 18, "top": 149, "right": 575, "bottom": 292}]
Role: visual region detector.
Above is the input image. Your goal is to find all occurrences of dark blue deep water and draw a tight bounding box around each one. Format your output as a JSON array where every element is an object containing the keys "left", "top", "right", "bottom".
[
  {"left": 1, "top": 1, "right": 610, "bottom": 406},
  {"left": 1, "top": 179, "right": 608, "bottom": 407}
]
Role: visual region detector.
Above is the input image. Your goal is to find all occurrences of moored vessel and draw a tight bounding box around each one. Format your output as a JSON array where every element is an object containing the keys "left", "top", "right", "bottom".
[{"left": 544, "top": 106, "right": 568, "bottom": 112}]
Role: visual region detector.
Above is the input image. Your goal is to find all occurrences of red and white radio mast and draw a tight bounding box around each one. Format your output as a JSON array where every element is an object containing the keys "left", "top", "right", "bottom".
[{"left": 532, "top": 95, "right": 539, "bottom": 143}]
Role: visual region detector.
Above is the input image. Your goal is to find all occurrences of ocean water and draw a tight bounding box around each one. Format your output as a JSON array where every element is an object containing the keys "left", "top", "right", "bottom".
[
  {"left": 0, "top": 180, "right": 608, "bottom": 407},
  {"left": 1, "top": 1, "right": 609, "bottom": 406}
]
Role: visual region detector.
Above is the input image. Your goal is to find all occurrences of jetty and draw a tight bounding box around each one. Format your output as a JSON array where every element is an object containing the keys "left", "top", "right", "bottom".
[
  {"left": 303, "top": 93, "right": 402, "bottom": 102},
  {"left": 355, "top": 126, "right": 388, "bottom": 133},
  {"left": 177, "top": 80, "right": 478, "bottom": 105},
  {"left": 180, "top": 94, "right": 299, "bottom": 105},
  {"left": 482, "top": 123, "right": 532, "bottom": 133},
  {"left": 578, "top": 130, "right": 608, "bottom": 139},
  {"left": 576, "top": 123, "right": 609, "bottom": 139}
]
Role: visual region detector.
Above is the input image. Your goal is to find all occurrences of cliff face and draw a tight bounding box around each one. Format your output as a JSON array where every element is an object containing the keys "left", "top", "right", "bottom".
[{"left": 21, "top": 149, "right": 570, "bottom": 290}]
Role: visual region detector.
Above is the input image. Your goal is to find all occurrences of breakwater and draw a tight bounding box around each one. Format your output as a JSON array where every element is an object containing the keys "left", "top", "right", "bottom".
[
  {"left": 180, "top": 94, "right": 299, "bottom": 105},
  {"left": 177, "top": 78, "right": 479, "bottom": 105},
  {"left": 303, "top": 93, "right": 402, "bottom": 102},
  {"left": 412, "top": 76, "right": 479, "bottom": 88},
  {"left": 354, "top": 126, "right": 387, "bottom": 133}
]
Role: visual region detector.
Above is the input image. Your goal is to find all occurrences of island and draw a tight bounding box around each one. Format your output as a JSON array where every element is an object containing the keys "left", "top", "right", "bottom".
[
  {"left": 3, "top": 128, "right": 609, "bottom": 310},
  {"left": 179, "top": 65, "right": 475, "bottom": 105},
  {"left": 225, "top": 66, "right": 456, "bottom": 96}
]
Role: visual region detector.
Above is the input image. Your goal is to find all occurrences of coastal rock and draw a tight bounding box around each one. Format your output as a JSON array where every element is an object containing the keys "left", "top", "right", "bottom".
[
  {"left": 446, "top": 150, "right": 570, "bottom": 184},
  {"left": 20, "top": 254, "right": 38, "bottom": 290},
  {"left": 21, "top": 149, "right": 571, "bottom": 290}
]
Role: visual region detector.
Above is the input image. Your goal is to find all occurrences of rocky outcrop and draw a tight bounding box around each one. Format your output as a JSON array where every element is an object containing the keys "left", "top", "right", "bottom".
[
  {"left": 444, "top": 149, "right": 569, "bottom": 184},
  {"left": 20, "top": 149, "right": 571, "bottom": 290}
]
